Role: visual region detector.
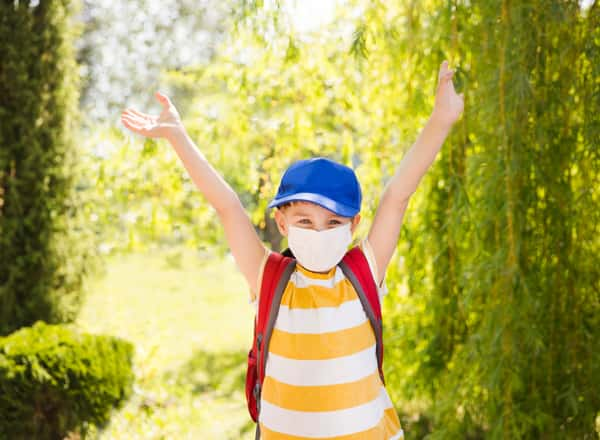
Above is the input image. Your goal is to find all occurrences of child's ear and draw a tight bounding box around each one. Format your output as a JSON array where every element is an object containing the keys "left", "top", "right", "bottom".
[
  {"left": 350, "top": 214, "right": 361, "bottom": 234},
  {"left": 274, "top": 209, "right": 289, "bottom": 236}
]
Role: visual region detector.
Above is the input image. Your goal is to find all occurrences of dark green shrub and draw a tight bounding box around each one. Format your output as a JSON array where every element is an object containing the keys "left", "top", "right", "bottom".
[
  {"left": 0, "top": 0, "right": 98, "bottom": 336},
  {"left": 0, "top": 321, "right": 134, "bottom": 440}
]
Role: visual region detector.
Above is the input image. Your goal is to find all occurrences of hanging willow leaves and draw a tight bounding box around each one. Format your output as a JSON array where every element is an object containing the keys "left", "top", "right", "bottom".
[
  {"left": 155, "top": 0, "right": 600, "bottom": 437},
  {"left": 367, "top": 0, "right": 600, "bottom": 438}
]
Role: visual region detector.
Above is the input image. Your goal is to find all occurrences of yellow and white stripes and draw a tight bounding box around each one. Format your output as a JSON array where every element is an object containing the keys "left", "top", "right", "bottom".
[
  {"left": 257, "top": 240, "right": 403, "bottom": 439},
  {"left": 259, "top": 389, "right": 403, "bottom": 439}
]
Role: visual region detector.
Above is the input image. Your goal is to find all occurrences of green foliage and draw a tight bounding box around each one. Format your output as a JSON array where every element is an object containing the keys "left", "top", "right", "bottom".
[
  {"left": 369, "top": 1, "right": 600, "bottom": 438},
  {"left": 76, "top": 249, "right": 255, "bottom": 439},
  {"left": 0, "top": 321, "right": 134, "bottom": 440},
  {"left": 161, "top": 13, "right": 423, "bottom": 249},
  {"left": 76, "top": 125, "right": 228, "bottom": 256},
  {"left": 0, "top": 0, "right": 99, "bottom": 335},
  {"left": 76, "top": 1, "right": 598, "bottom": 437},
  {"left": 161, "top": 0, "right": 599, "bottom": 437}
]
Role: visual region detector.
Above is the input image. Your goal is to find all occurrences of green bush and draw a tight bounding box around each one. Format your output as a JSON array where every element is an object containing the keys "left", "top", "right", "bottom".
[
  {"left": 0, "top": 0, "right": 98, "bottom": 336},
  {"left": 0, "top": 321, "right": 134, "bottom": 440}
]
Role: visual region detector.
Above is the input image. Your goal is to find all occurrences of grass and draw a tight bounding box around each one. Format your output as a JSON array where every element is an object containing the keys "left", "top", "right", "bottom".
[
  {"left": 75, "top": 246, "right": 600, "bottom": 439},
  {"left": 76, "top": 246, "right": 256, "bottom": 439}
]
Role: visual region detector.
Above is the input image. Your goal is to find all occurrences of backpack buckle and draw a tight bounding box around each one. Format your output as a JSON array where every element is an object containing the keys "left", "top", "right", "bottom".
[{"left": 254, "top": 382, "right": 261, "bottom": 415}]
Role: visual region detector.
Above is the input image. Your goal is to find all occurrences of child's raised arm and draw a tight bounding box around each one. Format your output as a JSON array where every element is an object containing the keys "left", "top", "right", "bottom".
[
  {"left": 367, "top": 61, "right": 464, "bottom": 285},
  {"left": 121, "top": 91, "right": 267, "bottom": 295}
]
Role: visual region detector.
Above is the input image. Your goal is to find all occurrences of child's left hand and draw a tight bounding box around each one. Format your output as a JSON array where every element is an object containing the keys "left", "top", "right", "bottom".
[{"left": 432, "top": 60, "right": 464, "bottom": 127}]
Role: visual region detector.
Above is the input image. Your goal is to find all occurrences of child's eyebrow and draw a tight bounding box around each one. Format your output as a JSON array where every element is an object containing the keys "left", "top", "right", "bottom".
[{"left": 291, "top": 211, "right": 344, "bottom": 220}]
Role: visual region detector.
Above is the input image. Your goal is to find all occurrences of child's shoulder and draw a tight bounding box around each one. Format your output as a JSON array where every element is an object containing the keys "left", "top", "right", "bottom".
[
  {"left": 249, "top": 247, "right": 271, "bottom": 305},
  {"left": 248, "top": 237, "right": 387, "bottom": 308},
  {"left": 358, "top": 237, "right": 388, "bottom": 295}
]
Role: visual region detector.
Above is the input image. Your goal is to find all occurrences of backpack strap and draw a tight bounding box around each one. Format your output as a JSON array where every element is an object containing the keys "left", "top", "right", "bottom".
[
  {"left": 251, "top": 247, "right": 381, "bottom": 439},
  {"left": 339, "top": 246, "right": 385, "bottom": 385},
  {"left": 253, "top": 251, "right": 296, "bottom": 421}
]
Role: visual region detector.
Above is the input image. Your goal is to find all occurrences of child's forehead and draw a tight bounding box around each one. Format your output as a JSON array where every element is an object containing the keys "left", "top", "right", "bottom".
[{"left": 286, "top": 201, "right": 342, "bottom": 216}]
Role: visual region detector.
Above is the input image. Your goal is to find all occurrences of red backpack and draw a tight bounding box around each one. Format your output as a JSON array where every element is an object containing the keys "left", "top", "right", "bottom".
[{"left": 245, "top": 246, "right": 385, "bottom": 433}]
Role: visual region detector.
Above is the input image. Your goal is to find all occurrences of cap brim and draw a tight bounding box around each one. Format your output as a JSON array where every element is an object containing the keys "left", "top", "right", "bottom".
[{"left": 267, "top": 192, "right": 359, "bottom": 217}]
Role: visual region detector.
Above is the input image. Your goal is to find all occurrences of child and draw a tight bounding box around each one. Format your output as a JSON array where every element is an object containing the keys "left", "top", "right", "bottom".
[{"left": 121, "top": 60, "right": 464, "bottom": 439}]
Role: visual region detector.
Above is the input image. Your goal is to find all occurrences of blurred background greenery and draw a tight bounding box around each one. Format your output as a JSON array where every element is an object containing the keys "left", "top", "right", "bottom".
[{"left": 1, "top": 0, "right": 598, "bottom": 438}]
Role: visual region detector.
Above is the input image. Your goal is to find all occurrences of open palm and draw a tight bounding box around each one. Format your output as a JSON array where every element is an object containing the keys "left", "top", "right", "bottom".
[
  {"left": 121, "top": 91, "right": 183, "bottom": 139},
  {"left": 433, "top": 60, "right": 464, "bottom": 127}
]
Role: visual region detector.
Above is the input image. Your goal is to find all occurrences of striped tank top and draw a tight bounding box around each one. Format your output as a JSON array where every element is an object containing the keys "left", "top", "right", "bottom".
[{"left": 250, "top": 239, "right": 404, "bottom": 439}]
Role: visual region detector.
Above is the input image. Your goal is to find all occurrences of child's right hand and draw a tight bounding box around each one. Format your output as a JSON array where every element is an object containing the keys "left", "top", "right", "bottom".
[
  {"left": 121, "top": 91, "right": 184, "bottom": 140},
  {"left": 123, "top": 90, "right": 267, "bottom": 297}
]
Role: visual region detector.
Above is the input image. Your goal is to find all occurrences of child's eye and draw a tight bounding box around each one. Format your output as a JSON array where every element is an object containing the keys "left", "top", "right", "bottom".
[
  {"left": 329, "top": 220, "right": 342, "bottom": 225},
  {"left": 298, "top": 219, "right": 311, "bottom": 224}
]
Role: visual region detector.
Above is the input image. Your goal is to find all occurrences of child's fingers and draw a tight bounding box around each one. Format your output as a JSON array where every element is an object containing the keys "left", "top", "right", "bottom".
[
  {"left": 122, "top": 116, "right": 153, "bottom": 136},
  {"left": 126, "top": 108, "right": 155, "bottom": 122},
  {"left": 121, "top": 111, "right": 148, "bottom": 125},
  {"left": 121, "top": 114, "right": 143, "bottom": 129},
  {"left": 437, "top": 69, "right": 455, "bottom": 89},
  {"left": 438, "top": 60, "right": 449, "bottom": 79},
  {"left": 121, "top": 116, "right": 141, "bottom": 133},
  {"left": 442, "top": 70, "right": 455, "bottom": 85},
  {"left": 121, "top": 108, "right": 135, "bottom": 120},
  {"left": 438, "top": 61, "right": 458, "bottom": 87},
  {"left": 155, "top": 90, "right": 172, "bottom": 108}
]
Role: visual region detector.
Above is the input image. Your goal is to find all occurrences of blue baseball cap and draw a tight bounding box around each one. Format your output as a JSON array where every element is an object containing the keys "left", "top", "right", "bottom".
[{"left": 267, "top": 157, "right": 362, "bottom": 217}]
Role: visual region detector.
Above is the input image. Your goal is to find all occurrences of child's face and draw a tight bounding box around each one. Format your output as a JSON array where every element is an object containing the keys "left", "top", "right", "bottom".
[{"left": 274, "top": 201, "right": 360, "bottom": 237}]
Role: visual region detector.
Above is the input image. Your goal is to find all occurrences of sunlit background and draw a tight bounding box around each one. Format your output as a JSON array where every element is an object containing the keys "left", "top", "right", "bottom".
[{"left": 1, "top": 0, "right": 598, "bottom": 439}]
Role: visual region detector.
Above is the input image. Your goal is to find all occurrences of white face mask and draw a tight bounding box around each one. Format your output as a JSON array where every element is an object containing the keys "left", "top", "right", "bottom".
[{"left": 287, "top": 223, "right": 352, "bottom": 272}]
